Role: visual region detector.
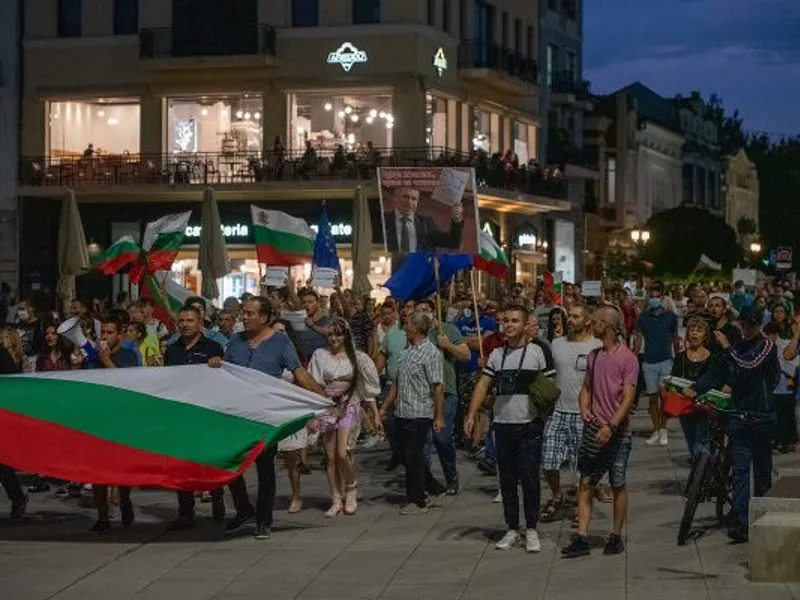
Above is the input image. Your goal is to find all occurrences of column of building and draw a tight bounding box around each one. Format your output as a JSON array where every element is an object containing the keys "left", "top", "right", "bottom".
[{"left": 0, "top": 0, "right": 20, "bottom": 291}]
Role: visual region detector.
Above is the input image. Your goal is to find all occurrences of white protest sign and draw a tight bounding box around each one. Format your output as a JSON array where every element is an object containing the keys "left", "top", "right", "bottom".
[
  {"left": 732, "top": 268, "right": 757, "bottom": 288},
  {"left": 431, "top": 168, "right": 470, "bottom": 206},
  {"left": 281, "top": 309, "right": 307, "bottom": 332},
  {"left": 265, "top": 266, "right": 288, "bottom": 288},
  {"left": 581, "top": 280, "right": 602, "bottom": 297},
  {"left": 312, "top": 267, "right": 339, "bottom": 289}
]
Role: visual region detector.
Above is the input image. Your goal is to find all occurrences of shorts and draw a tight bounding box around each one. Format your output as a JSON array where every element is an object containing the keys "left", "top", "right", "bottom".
[
  {"left": 542, "top": 410, "right": 583, "bottom": 471},
  {"left": 642, "top": 360, "right": 673, "bottom": 395},
  {"left": 316, "top": 402, "right": 361, "bottom": 433},
  {"left": 578, "top": 424, "right": 632, "bottom": 488}
]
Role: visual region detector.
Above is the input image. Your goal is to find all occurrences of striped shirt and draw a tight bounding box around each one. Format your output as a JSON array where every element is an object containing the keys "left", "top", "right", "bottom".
[
  {"left": 395, "top": 338, "right": 443, "bottom": 419},
  {"left": 483, "top": 342, "right": 547, "bottom": 424}
]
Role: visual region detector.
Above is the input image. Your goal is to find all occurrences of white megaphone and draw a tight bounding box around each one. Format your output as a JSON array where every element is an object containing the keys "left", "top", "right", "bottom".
[{"left": 57, "top": 317, "right": 97, "bottom": 361}]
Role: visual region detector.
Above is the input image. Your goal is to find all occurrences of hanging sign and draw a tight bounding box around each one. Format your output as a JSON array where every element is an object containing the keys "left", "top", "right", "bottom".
[
  {"left": 433, "top": 48, "right": 448, "bottom": 76},
  {"left": 327, "top": 42, "right": 368, "bottom": 72}
]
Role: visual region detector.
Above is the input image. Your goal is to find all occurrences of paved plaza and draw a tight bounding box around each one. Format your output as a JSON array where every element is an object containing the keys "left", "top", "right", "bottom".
[{"left": 1, "top": 414, "right": 798, "bottom": 600}]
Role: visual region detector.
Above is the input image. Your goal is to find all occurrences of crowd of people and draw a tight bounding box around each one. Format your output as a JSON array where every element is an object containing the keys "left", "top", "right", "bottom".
[{"left": 0, "top": 272, "right": 794, "bottom": 552}]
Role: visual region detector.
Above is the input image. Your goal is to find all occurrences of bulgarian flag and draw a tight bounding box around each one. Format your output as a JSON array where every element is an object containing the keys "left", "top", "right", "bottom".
[
  {"left": 544, "top": 271, "right": 564, "bottom": 305},
  {"left": 131, "top": 211, "right": 192, "bottom": 282},
  {"left": 140, "top": 272, "right": 205, "bottom": 330},
  {"left": 473, "top": 230, "right": 510, "bottom": 279},
  {"left": 91, "top": 235, "right": 141, "bottom": 275},
  {"left": 251, "top": 205, "right": 315, "bottom": 266},
  {"left": 0, "top": 364, "right": 331, "bottom": 490}
]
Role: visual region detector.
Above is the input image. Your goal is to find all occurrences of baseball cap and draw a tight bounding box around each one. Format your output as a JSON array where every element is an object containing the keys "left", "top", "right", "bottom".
[{"left": 738, "top": 305, "right": 763, "bottom": 326}]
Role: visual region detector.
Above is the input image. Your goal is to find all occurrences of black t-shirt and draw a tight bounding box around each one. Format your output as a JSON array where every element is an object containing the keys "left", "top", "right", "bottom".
[
  {"left": 671, "top": 351, "right": 712, "bottom": 382},
  {"left": 709, "top": 321, "right": 742, "bottom": 356},
  {"left": 110, "top": 348, "right": 140, "bottom": 369},
  {"left": 0, "top": 346, "right": 21, "bottom": 374},
  {"left": 164, "top": 335, "right": 224, "bottom": 366}
]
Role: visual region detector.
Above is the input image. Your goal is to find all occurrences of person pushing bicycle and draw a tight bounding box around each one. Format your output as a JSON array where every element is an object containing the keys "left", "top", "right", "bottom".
[{"left": 683, "top": 305, "right": 780, "bottom": 543}]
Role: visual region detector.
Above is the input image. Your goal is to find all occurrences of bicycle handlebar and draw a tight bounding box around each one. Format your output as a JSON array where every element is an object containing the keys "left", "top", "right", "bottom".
[{"left": 692, "top": 398, "right": 771, "bottom": 423}]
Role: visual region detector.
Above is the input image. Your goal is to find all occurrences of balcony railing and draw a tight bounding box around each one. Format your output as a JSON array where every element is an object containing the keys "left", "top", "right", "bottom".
[
  {"left": 547, "top": 143, "right": 599, "bottom": 171},
  {"left": 20, "top": 147, "right": 566, "bottom": 199},
  {"left": 458, "top": 40, "right": 538, "bottom": 85},
  {"left": 550, "top": 71, "right": 591, "bottom": 99},
  {"left": 139, "top": 24, "right": 276, "bottom": 59}
]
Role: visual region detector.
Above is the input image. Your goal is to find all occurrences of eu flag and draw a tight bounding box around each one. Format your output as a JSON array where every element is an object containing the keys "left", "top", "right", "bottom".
[
  {"left": 313, "top": 208, "right": 340, "bottom": 271},
  {"left": 384, "top": 253, "right": 473, "bottom": 301}
]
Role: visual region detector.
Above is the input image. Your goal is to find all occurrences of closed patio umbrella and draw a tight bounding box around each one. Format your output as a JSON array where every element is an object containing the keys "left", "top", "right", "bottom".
[
  {"left": 351, "top": 186, "right": 373, "bottom": 296},
  {"left": 56, "top": 189, "right": 90, "bottom": 312},
  {"left": 198, "top": 187, "right": 229, "bottom": 300}
]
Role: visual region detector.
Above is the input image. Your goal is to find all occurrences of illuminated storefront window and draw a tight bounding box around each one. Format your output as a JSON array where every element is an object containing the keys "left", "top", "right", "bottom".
[{"left": 48, "top": 98, "right": 140, "bottom": 157}]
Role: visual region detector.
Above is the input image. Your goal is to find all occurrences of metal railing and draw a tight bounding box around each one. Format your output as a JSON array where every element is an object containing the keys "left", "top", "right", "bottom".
[
  {"left": 20, "top": 147, "right": 567, "bottom": 199},
  {"left": 458, "top": 40, "right": 538, "bottom": 85},
  {"left": 550, "top": 71, "right": 591, "bottom": 99},
  {"left": 547, "top": 143, "right": 599, "bottom": 171},
  {"left": 139, "top": 24, "right": 276, "bottom": 59}
]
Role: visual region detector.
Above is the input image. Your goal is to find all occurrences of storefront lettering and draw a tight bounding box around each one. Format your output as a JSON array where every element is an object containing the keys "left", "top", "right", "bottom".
[
  {"left": 311, "top": 222, "right": 353, "bottom": 238},
  {"left": 327, "top": 43, "right": 368, "bottom": 72},
  {"left": 184, "top": 224, "right": 250, "bottom": 239},
  {"left": 518, "top": 233, "right": 537, "bottom": 247},
  {"left": 433, "top": 48, "right": 448, "bottom": 76}
]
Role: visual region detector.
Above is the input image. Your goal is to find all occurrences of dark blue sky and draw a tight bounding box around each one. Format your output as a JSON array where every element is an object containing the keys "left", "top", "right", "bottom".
[{"left": 583, "top": 0, "right": 800, "bottom": 138}]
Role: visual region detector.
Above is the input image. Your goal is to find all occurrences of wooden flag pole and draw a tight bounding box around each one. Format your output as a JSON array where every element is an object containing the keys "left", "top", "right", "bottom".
[
  {"left": 470, "top": 270, "right": 484, "bottom": 362},
  {"left": 433, "top": 255, "right": 444, "bottom": 334}
]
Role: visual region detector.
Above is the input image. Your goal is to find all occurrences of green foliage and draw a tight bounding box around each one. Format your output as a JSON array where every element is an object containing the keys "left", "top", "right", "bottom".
[
  {"left": 736, "top": 217, "right": 757, "bottom": 237},
  {"left": 641, "top": 205, "right": 743, "bottom": 277}
]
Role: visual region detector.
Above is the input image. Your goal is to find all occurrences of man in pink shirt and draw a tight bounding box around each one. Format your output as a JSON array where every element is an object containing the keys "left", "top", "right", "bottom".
[{"left": 562, "top": 305, "right": 639, "bottom": 558}]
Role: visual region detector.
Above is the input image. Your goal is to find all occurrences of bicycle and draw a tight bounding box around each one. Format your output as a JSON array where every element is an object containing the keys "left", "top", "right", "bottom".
[{"left": 677, "top": 399, "right": 762, "bottom": 545}]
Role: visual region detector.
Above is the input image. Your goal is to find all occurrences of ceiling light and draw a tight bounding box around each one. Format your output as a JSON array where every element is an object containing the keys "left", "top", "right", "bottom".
[
  {"left": 338, "top": 110, "right": 345, "bottom": 118},
  {"left": 201, "top": 108, "right": 208, "bottom": 116},
  {"left": 236, "top": 110, "right": 244, "bottom": 118},
  {"left": 387, "top": 113, "right": 394, "bottom": 122},
  {"left": 108, "top": 117, "right": 119, "bottom": 126},
  {"left": 297, "top": 126, "right": 305, "bottom": 134},
  {"left": 369, "top": 109, "right": 377, "bottom": 118},
  {"left": 386, "top": 122, "right": 393, "bottom": 129},
  {"left": 254, "top": 112, "right": 261, "bottom": 120},
  {"left": 97, "top": 110, "right": 105, "bottom": 117},
  {"left": 379, "top": 111, "right": 386, "bottom": 119},
  {"left": 351, "top": 114, "right": 360, "bottom": 122},
  {"left": 344, "top": 106, "right": 353, "bottom": 114},
  {"left": 348, "top": 133, "right": 356, "bottom": 143},
  {"left": 244, "top": 112, "right": 251, "bottom": 120},
  {"left": 366, "top": 116, "right": 374, "bottom": 124},
  {"left": 324, "top": 102, "right": 333, "bottom": 111}
]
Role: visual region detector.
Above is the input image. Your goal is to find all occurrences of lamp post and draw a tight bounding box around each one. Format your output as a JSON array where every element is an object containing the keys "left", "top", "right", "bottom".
[
  {"left": 631, "top": 229, "right": 650, "bottom": 245},
  {"left": 749, "top": 242, "right": 762, "bottom": 255}
]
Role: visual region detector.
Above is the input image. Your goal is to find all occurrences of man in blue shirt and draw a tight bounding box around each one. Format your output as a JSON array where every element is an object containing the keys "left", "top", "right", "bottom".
[
  {"left": 633, "top": 281, "right": 680, "bottom": 447},
  {"left": 213, "top": 297, "right": 324, "bottom": 540}
]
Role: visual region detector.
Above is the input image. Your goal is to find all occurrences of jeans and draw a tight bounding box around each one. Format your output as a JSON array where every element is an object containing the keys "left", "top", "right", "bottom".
[
  {"left": 495, "top": 420, "right": 544, "bottom": 530},
  {"left": 177, "top": 488, "right": 224, "bottom": 520},
  {"left": 729, "top": 419, "right": 774, "bottom": 528},
  {"left": 679, "top": 413, "right": 710, "bottom": 462},
  {"left": 396, "top": 417, "right": 446, "bottom": 507},
  {"left": 228, "top": 445, "right": 278, "bottom": 528},
  {"left": 775, "top": 394, "right": 797, "bottom": 448},
  {"left": 0, "top": 464, "right": 25, "bottom": 508},
  {"left": 424, "top": 393, "right": 459, "bottom": 485},
  {"left": 93, "top": 485, "right": 131, "bottom": 521}
]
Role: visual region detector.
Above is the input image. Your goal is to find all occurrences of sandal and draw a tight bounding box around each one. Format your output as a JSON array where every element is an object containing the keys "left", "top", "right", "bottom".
[
  {"left": 324, "top": 497, "right": 343, "bottom": 518},
  {"left": 288, "top": 499, "right": 303, "bottom": 514},
  {"left": 540, "top": 497, "right": 564, "bottom": 523},
  {"left": 344, "top": 484, "right": 358, "bottom": 516}
]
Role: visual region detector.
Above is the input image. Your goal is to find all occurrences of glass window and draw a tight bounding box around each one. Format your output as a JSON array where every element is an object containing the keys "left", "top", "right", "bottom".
[
  {"left": 546, "top": 44, "right": 556, "bottom": 87},
  {"left": 427, "top": 0, "right": 436, "bottom": 26},
  {"left": 606, "top": 156, "right": 616, "bottom": 204},
  {"left": 513, "top": 121, "right": 528, "bottom": 164},
  {"left": 292, "top": 0, "right": 319, "bottom": 26},
  {"left": 425, "top": 94, "right": 448, "bottom": 151},
  {"left": 48, "top": 98, "right": 140, "bottom": 156},
  {"left": 289, "top": 92, "right": 393, "bottom": 153},
  {"left": 353, "top": 0, "right": 380, "bottom": 24},
  {"left": 566, "top": 50, "right": 577, "bottom": 77},
  {"left": 166, "top": 95, "right": 263, "bottom": 155},
  {"left": 58, "top": 0, "right": 82, "bottom": 37},
  {"left": 114, "top": 0, "right": 139, "bottom": 35},
  {"left": 473, "top": 109, "right": 494, "bottom": 153}
]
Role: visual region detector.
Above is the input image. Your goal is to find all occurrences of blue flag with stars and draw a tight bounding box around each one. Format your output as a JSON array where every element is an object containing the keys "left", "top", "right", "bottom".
[{"left": 313, "top": 207, "right": 340, "bottom": 272}]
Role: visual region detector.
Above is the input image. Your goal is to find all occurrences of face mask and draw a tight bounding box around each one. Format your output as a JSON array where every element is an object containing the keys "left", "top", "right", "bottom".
[
  {"left": 16, "top": 310, "right": 29, "bottom": 322},
  {"left": 647, "top": 298, "right": 662, "bottom": 311}
]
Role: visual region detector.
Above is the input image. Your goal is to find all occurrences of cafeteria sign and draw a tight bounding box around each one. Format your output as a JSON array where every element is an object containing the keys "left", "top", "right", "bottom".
[{"left": 327, "top": 42, "right": 368, "bottom": 72}]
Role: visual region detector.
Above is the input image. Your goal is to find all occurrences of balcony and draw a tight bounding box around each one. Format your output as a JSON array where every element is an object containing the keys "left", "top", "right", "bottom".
[
  {"left": 550, "top": 71, "right": 593, "bottom": 108},
  {"left": 139, "top": 24, "right": 276, "bottom": 68},
  {"left": 458, "top": 40, "right": 538, "bottom": 93},
  {"left": 20, "top": 147, "right": 567, "bottom": 204}
]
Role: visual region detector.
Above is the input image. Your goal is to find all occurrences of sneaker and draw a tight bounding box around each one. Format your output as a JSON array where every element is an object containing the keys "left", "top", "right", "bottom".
[
  {"left": 425, "top": 492, "right": 443, "bottom": 508},
  {"left": 253, "top": 524, "right": 271, "bottom": 540},
  {"left": 9, "top": 495, "right": 28, "bottom": 523},
  {"left": 363, "top": 434, "right": 382, "bottom": 449},
  {"left": 645, "top": 431, "right": 660, "bottom": 446},
  {"left": 493, "top": 491, "right": 503, "bottom": 503},
  {"left": 603, "top": 533, "right": 625, "bottom": 555},
  {"left": 727, "top": 525, "right": 749, "bottom": 544},
  {"left": 212, "top": 498, "right": 226, "bottom": 523},
  {"left": 561, "top": 535, "right": 591, "bottom": 558},
  {"left": 658, "top": 429, "right": 669, "bottom": 446},
  {"left": 166, "top": 515, "right": 195, "bottom": 531},
  {"left": 446, "top": 481, "right": 460, "bottom": 496},
  {"left": 525, "top": 530, "right": 542, "bottom": 553},
  {"left": 225, "top": 509, "right": 255, "bottom": 532},
  {"left": 89, "top": 519, "right": 111, "bottom": 533},
  {"left": 120, "top": 498, "right": 135, "bottom": 527},
  {"left": 399, "top": 503, "right": 429, "bottom": 516},
  {"left": 495, "top": 530, "right": 521, "bottom": 551},
  {"left": 199, "top": 492, "right": 212, "bottom": 503}
]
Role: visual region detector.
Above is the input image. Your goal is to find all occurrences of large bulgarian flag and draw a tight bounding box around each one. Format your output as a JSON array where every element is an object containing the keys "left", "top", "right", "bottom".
[
  {"left": 473, "top": 230, "right": 510, "bottom": 279},
  {"left": 544, "top": 271, "right": 564, "bottom": 305},
  {"left": 0, "top": 364, "right": 331, "bottom": 491},
  {"left": 142, "top": 211, "right": 192, "bottom": 273},
  {"left": 91, "top": 235, "right": 142, "bottom": 275},
  {"left": 251, "top": 205, "right": 315, "bottom": 266}
]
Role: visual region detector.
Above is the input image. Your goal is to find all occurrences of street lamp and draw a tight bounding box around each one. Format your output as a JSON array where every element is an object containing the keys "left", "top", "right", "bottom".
[
  {"left": 749, "top": 242, "right": 762, "bottom": 254},
  {"left": 631, "top": 229, "right": 650, "bottom": 244}
]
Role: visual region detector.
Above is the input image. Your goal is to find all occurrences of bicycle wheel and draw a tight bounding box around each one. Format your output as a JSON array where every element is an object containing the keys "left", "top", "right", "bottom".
[
  {"left": 678, "top": 451, "right": 711, "bottom": 546},
  {"left": 714, "top": 448, "right": 733, "bottom": 525}
]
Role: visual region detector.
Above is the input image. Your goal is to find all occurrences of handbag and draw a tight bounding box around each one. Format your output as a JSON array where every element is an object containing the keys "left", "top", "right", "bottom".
[
  {"left": 529, "top": 371, "right": 560, "bottom": 415},
  {"left": 662, "top": 353, "right": 702, "bottom": 418}
]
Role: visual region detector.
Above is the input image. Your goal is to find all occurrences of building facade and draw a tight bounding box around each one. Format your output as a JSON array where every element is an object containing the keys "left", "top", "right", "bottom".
[
  {"left": 0, "top": 0, "right": 21, "bottom": 293},
  {"left": 723, "top": 148, "right": 760, "bottom": 239},
  {"left": 17, "top": 0, "right": 576, "bottom": 304}
]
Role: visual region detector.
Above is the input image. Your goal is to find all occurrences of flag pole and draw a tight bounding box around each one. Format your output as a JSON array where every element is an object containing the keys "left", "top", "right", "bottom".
[
  {"left": 433, "top": 254, "right": 444, "bottom": 335},
  {"left": 470, "top": 269, "right": 484, "bottom": 363}
]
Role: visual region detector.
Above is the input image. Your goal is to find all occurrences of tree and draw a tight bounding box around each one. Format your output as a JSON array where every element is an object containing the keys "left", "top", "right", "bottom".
[
  {"left": 641, "top": 205, "right": 743, "bottom": 277},
  {"left": 736, "top": 216, "right": 757, "bottom": 238}
]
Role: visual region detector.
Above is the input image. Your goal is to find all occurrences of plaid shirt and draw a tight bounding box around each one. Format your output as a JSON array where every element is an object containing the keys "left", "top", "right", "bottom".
[{"left": 395, "top": 337, "right": 443, "bottom": 419}]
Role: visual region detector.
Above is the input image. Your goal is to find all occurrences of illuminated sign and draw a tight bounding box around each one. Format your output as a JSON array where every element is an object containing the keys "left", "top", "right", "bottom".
[
  {"left": 518, "top": 233, "right": 537, "bottom": 247},
  {"left": 433, "top": 48, "right": 448, "bottom": 76},
  {"left": 327, "top": 43, "right": 368, "bottom": 72},
  {"left": 184, "top": 224, "right": 250, "bottom": 239},
  {"left": 311, "top": 222, "right": 353, "bottom": 238}
]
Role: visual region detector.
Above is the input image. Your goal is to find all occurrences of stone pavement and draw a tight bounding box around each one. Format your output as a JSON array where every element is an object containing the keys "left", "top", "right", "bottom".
[{"left": 1, "top": 414, "right": 798, "bottom": 600}]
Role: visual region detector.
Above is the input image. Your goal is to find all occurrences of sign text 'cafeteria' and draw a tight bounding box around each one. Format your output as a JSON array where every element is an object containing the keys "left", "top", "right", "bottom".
[{"left": 184, "top": 224, "right": 249, "bottom": 239}]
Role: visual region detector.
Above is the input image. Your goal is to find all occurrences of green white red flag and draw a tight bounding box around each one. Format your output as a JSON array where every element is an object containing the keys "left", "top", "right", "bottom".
[
  {"left": 251, "top": 206, "right": 315, "bottom": 266},
  {"left": 472, "top": 230, "right": 509, "bottom": 279},
  {"left": 0, "top": 364, "right": 331, "bottom": 490},
  {"left": 544, "top": 271, "right": 563, "bottom": 305},
  {"left": 140, "top": 272, "right": 205, "bottom": 330},
  {"left": 91, "top": 235, "right": 141, "bottom": 275},
  {"left": 140, "top": 211, "right": 192, "bottom": 276}
]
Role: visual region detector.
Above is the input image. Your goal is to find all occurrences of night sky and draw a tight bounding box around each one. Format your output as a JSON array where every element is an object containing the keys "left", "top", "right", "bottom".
[{"left": 583, "top": 0, "right": 800, "bottom": 138}]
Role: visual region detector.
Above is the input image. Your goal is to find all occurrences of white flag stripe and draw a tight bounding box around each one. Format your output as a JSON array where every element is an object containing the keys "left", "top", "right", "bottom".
[
  {"left": 143, "top": 211, "right": 193, "bottom": 251},
  {"left": 251, "top": 206, "right": 316, "bottom": 241}
]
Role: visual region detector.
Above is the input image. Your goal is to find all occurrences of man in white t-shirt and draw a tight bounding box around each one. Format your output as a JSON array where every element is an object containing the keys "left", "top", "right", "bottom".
[
  {"left": 540, "top": 305, "right": 601, "bottom": 523},
  {"left": 464, "top": 304, "right": 548, "bottom": 554}
]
